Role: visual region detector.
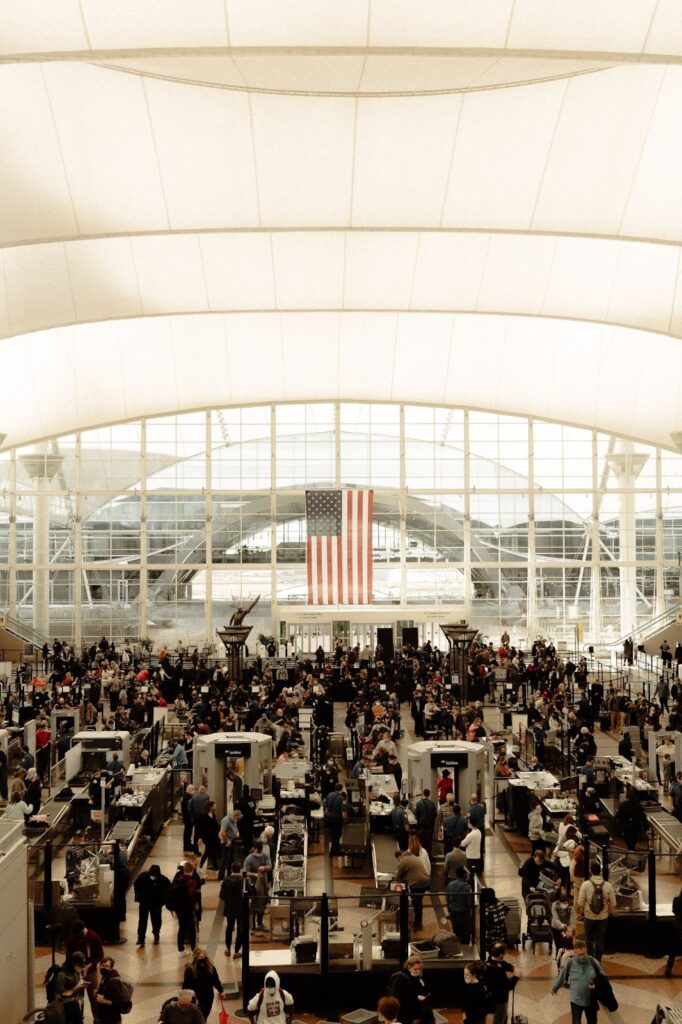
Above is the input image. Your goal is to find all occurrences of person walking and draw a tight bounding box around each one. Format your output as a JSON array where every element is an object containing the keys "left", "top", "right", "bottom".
[
  {"left": 485, "top": 943, "right": 518, "bottom": 1024},
  {"left": 551, "top": 938, "right": 604, "bottom": 1024},
  {"left": 575, "top": 861, "right": 616, "bottom": 962},
  {"left": 664, "top": 885, "right": 682, "bottom": 976},
  {"left": 173, "top": 861, "right": 201, "bottom": 957},
  {"left": 134, "top": 864, "right": 170, "bottom": 946},
  {"left": 159, "top": 990, "right": 206, "bottom": 1024},
  {"left": 220, "top": 860, "right": 244, "bottom": 959},
  {"left": 182, "top": 948, "right": 224, "bottom": 1023},
  {"left": 218, "top": 809, "right": 241, "bottom": 880}
]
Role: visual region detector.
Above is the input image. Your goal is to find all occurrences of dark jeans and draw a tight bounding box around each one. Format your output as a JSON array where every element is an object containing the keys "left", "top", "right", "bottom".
[
  {"left": 177, "top": 911, "right": 196, "bottom": 951},
  {"left": 200, "top": 837, "right": 221, "bottom": 870},
  {"left": 137, "top": 903, "right": 162, "bottom": 942},
  {"left": 225, "top": 914, "right": 243, "bottom": 953},
  {"left": 410, "top": 881, "right": 430, "bottom": 928},
  {"left": 218, "top": 842, "right": 235, "bottom": 880},
  {"left": 584, "top": 917, "right": 608, "bottom": 961},
  {"left": 329, "top": 817, "right": 343, "bottom": 855},
  {"left": 570, "top": 1003, "right": 597, "bottom": 1024},
  {"left": 182, "top": 818, "right": 193, "bottom": 852},
  {"left": 451, "top": 910, "right": 472, "bottom": 944}
]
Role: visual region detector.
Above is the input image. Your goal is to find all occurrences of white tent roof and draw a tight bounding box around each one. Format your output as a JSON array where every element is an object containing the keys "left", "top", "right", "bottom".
[{"left": 2, "top": 1, "right": 682, "bottom": 449}]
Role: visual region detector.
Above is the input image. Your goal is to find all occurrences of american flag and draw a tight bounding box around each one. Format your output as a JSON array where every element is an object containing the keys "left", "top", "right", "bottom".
[{"left": 306, "top": 489, "right": 373, "bottom": 605}]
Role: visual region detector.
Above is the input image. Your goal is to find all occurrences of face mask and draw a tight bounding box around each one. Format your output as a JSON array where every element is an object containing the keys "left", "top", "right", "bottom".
[{"left": 464, "top": 975, "right": 474, "bottom": 985}]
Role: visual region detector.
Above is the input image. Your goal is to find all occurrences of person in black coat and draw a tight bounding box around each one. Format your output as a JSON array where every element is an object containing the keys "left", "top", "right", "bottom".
[
  {"left": 195, "top": 802, "right": 221, "bottom": 871},
  {"left": 462, "top": 961, "right": 491, "bottom": 1024},
  {"left": 665, "top": 887, "right": 682, "bottom": 976},
  {"left": 387, "top": 955, "right": 433, "bottom": 1024},
  {"left": 220, "top": 860, "right": 244, "bottom": 958},
  {"left": 182, "top": 948, "right": 224, "bottom": 1021},
  {"left": 134, "top": 864, "right": 170, "bottom": 946}
]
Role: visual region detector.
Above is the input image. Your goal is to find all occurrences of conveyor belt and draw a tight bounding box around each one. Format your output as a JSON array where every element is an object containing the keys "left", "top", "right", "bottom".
[{"left": 647, "top": 807, "right": 682, "bottom": 850}]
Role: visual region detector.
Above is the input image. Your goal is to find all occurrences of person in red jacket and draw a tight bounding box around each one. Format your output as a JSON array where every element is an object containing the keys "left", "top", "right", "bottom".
[
  {"left": 65, "top": 919, "right": 104, "bottom": 1022},
  {"left": 437, "top": 769, "right": 454, "bottom": 804}
]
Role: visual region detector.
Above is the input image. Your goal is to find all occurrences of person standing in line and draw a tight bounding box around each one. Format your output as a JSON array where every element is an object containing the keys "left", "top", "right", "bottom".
[
  {"left": 469, "top": 793, "right": 487, "bottom": 871},
  {"left": 446, "top": 866, "right": 473, "bottom": 943},
  {"left": 217, "top": 808, "right": 241, "bottom": 880},
  {"left": 325, "top": 782, "right": 348, "bottom": 857},
  {"left": 195, "top": 801, "right": 221, "bottom": 872},
  {"left": 65, "top": 918, "right": 104, "bottom": 1023},
  {"left": 134, "top": 864, "right": 170, "bottom": 947},
  {"left": 182, "top": 948, "right": 224, "bottom": 1023},
  {"left": 181, "top": 784, "right": 195, "bottom": 853},
  {"left": 95, "top": 957, "right": 132, "bottom": 1024},
  {"left": 575, "top": 861, "right": 616, "bottom": 962},
  {"left": 415, "top": 788, "right": 437, "bottom": 858},
  {"left": 461, "top": 821, "right": 483, "bottom": 877},
  {"left": 551, "top": 938, "right": 604, "bottom": 1024},
  {"left": 462, "top": 961, "right": 492, "bottom": 1024}
]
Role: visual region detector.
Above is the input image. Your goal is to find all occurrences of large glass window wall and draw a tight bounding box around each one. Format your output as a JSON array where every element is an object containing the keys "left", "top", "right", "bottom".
[{"left": 3, "top": 403, "right": 682, "bottom": 649}]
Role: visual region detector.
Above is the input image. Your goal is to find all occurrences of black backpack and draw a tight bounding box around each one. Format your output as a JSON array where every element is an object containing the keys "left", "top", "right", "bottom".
[
  {"left": 588, "top": 880, "right": 605, "bottom": 915},
  {"left": 44, "top": 963, "right": 65, "bottom": 1003}
]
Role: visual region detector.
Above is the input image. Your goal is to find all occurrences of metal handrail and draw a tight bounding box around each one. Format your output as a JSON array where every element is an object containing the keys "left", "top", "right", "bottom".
[
  {"left": 0, "top": 610, "right": 49, "bottom": 648},
  {"left": 605, "top": 604, "right": 682, "bottom": 649}
]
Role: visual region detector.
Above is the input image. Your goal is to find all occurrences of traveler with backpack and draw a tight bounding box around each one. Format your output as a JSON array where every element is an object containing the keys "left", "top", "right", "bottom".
[
  {"left": 47, "top": 951, "right": 88, "bottom": 1024},
  {"left": 247, "top": 970, "right": 294, "bottom": 1024},
  {"left": 65, "top": 919, "right": 104, "bottom": 1022},
  {"left": 462, "top": 961, "right": 494, "bottom": 1024},
  {"left": 551, "top": 938, "right": 605, "bottom": 1024},
  {"left": 95, "top": 957, "right": 134, "bottom": 1023},
  {"left": 159, "top": 990, "right": 206, "bottom": 1024},
  {"left": 484, "top": 943, "right": 518, "bottom": 1024},
  {"left": 387, "top": 954, "right": 433, "bottom": 1024},
  {"left": 575, "top": 861, "right": 616, "bottom": 962}
]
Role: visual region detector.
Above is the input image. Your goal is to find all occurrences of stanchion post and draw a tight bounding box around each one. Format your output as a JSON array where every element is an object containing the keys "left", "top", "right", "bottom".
[
  {"left": 320, "top": 892, "right": 329, "bottom": 982},
  {"left": 648, "top": 848, "right": 657, "bottom": 957},
  {"left": 399, "top": 889, "right": 409, "bottom": 965},
  {"left": 242, "top": 886, "right": 250, "bottom": 1012}
]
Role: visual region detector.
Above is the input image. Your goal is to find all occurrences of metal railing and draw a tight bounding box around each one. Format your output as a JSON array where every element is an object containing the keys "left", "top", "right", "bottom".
[{"left": 0, "top": 610, "right": 49, "bottom": 648}]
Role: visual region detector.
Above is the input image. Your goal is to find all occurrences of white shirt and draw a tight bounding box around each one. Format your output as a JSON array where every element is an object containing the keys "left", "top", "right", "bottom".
[
  {"left": 248, "top": 986, "right": 293, "bottom": 1024},
  {"left": 461, "top": 828, "right": 482, "bottom": 859}
]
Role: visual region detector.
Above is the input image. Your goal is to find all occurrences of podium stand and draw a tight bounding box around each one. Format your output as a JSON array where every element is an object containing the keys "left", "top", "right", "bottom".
[{"left": 217, "top": 625, "right": 252, "bottom": 682}]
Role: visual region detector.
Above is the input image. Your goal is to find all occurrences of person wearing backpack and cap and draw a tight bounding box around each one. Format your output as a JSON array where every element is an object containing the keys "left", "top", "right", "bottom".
[
  {"left": 247, "top": 970, "right": 294, "bottom": 1024},
  {"left": 575, "top": 860, "right": 616, "bottom": 962}
]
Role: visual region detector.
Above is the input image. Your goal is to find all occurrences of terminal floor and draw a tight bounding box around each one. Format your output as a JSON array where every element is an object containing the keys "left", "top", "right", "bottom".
[{"left": 31, "top": 703, "right": 682, "bottom": 1024}]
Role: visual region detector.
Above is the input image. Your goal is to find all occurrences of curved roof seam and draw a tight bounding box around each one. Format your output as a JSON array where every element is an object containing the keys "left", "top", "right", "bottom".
[
  {"left": 0, "top": 396, "right": 672, "bottom": 460},
  {"left": 2, "top": 308, "right": 682, "bottom": 345},
  {"left": 2, "top": 226, "right": 682, "bottom": 250},
  {"left": 2, "top": 46, "right": 682, "bottom": 64},
  {"left": 89, "top": 59, "right": 614, "bottom": 97}
]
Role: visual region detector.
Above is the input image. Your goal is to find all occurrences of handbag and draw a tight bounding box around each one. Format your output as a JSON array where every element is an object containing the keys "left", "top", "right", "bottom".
[{"left": 218, "top": 1002, "right": 231, "bottom": 1024}]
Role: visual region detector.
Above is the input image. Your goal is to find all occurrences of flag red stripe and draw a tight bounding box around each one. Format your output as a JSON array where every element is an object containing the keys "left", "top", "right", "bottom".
[
  {"left": 346, "top": 490, "right": 354, "bottom": 605},
  {"left": 337, "top": 534, "right": 343, "bottom": 606},
  {"left": 327, "top": 538, "right": 333, "bottom": 605},
  {"left": 366, "top": 489, "right": 373, "bottom": 604},
  {"left": 357, "top": 489, "right": 364, "bottom": 604}
]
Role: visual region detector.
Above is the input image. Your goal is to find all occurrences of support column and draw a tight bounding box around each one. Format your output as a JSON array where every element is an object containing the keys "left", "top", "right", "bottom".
[
  {"left": 589, "top": 433, "right": 602, "bottom": 643},
  {"left": 526, "top": 420, "right": 537, "bottom": 639},
  {"left": 463, "top": 410, "right": 472, "bottom": 620},
  {"left": 655, "top": 449, "right": 666, "bottom": 617},
  {"left": 138, "top": 421, "right": 148, "bottom": 641},
  {"left": 606, "top": 442, "right": 649, "bottom": 639},
  {"left": 19, "top": 448, "right": 63, "bottom": 638}
]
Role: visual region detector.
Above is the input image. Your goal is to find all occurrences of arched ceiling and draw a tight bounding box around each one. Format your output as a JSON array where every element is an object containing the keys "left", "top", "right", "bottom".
[{"left": 3, "top": 1, "right": 682, "bottom": 451}]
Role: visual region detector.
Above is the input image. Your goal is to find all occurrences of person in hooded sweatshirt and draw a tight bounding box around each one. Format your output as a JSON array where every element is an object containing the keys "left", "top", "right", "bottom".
[
  {"left": 96, "top": 956, "right": 131, "bottom": 1024},
  {"left": 552, "top": 938, "right": 604, "bottom": 1024},
  {"left": 247, "top": 970, "right": 294, "bottom": 1024},
  {"left": 134, "top": 863, "right": 170, "bottom": 946}
]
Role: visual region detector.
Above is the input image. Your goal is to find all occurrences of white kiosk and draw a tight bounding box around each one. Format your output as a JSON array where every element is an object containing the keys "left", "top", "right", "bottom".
[
  {"left": 193, "top": 732, "right": 273, "bottom": 819},
  {"left": 407, "top": 739, "right": 492, "bottom": 807}
]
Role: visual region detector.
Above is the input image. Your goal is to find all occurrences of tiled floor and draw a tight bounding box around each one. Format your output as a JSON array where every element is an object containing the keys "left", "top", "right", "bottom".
[{"left": 32, "top": 698, "right": 682, "bottom": 1023}]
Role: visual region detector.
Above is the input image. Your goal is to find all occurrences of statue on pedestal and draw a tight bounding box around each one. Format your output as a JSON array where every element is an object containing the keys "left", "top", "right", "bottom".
[{"left": 229, "top": 593, "right": 260, "bottom": 626}]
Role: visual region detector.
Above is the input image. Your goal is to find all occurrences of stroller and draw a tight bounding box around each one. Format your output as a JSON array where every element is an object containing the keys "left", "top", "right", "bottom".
[{"left": 522, "top": 890, "right": 553, "bottom": 954}]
